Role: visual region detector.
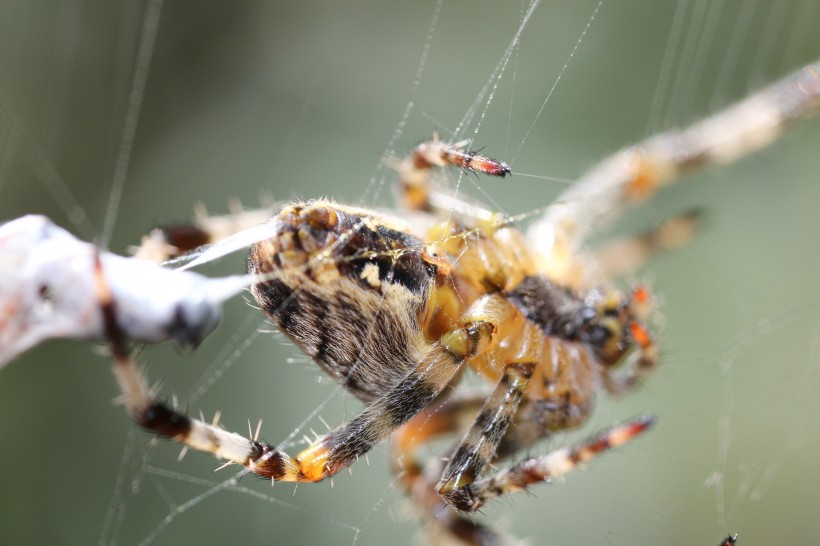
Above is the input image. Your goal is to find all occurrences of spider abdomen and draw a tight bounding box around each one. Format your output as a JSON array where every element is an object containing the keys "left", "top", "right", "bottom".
[{"left": 249, "top": 201, "right": 438, "bottom": 402}]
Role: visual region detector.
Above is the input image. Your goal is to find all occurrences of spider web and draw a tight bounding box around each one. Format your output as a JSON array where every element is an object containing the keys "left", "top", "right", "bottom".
[{"left": 1, "top": 1, "right": 819, "bottom": 545}]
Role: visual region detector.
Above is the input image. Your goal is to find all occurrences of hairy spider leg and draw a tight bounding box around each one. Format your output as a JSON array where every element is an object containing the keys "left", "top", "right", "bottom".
[
  {"left": 529, "top": 61, "right": 819, "bottom": 289},
  {"left": 105, "top": 227, "right": 502, "bottom": 483},
  {"left": 464, "top": 414, "right": 654, "bottom": 510},
  {"left": 396, "top": 132, "right": 511, "bottom": 212},
  {"left": 436, "top": 359, "right": 535, "bottom": 511},
  {"left": 587, "top": 209, "right": 702, "bottom": 287}
]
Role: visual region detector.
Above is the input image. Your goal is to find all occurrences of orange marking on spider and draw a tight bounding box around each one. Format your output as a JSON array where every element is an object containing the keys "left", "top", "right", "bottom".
[{"left": 629, "top": 321, "right": 652, "bottom": 348}]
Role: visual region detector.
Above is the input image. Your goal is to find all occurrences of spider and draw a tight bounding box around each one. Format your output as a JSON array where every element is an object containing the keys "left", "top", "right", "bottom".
[
  {"left": 111, "top": 139, "right": 657, "bottom": 545},
  {"left": 0, "top": 58, "right": 815, "bottom": 545},
  {"left": 71, "top": 61, "right": 813, "bottom": 544},
  {"left": 0, "top": 3, "right": 812, "bottom": 540}
]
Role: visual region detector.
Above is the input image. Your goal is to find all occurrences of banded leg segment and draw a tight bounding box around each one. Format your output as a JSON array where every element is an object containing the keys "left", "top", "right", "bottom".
[
  {"left": 586, "top": 209, "right": 702, "bottom": 287},
  {"left": 437, "top": 362, "right": 535, "bottom": 511},
  {"left": 465, "top": 415, "right": 655, "bottom": 510},
  {"left": 529, "top": 61, "right": 820, "bottom": 286},
  {"left": 132, "top": 200, "right": 272, "bottom": 263},
  {"left": 394, "top": 131, "right": 510, "bottom": 216},
  {"left": 391, "top": 395, "right": 507, "bottom": 546},
  {"left": 111, "top": 349, "right": 302, "bottom": 479},
  {"left": 495, "top": 397, "right": 592, "bottom": 461},
  {"left": 392, "top": 394, "right": 487, "bottom": 475},
  {"left": 96, "top": 251, "right": 301, "bottom": 479}
]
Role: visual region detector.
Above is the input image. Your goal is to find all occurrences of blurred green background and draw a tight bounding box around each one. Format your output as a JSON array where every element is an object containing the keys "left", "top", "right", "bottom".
[{"left": 1, "top": 1, "right": 819, "bottom": 545}]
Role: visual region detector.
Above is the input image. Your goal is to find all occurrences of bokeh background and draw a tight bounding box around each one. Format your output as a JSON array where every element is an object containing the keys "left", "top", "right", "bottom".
[{"left": 1, "top": 1, "right": 819, "bottom": 545}]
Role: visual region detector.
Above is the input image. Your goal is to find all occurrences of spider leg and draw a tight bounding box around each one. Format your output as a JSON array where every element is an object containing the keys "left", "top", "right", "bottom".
[
  {"left": 602, "top": 358, "right": 657, "bottom": 397},
  {"left": 101, "top": 241, "right": 499, "bottom": 482},
  {"left": 462, "top": 415, "right": 654, "bottom": 511},
  {"left": 392, "top": 395, "right": 508, "bottom": 546},
  {"left": 494, "top": 397, "right": 592, "bottom": 461},
  {"left": 436, "top": 362, "right": 536, "bottom": 511},
  {"left": 529, "top": 60, "right": 819, "bottom": 286},
  {"left": 391, "top": 394, "right": 595, "bottom": 544},
  {"left": 584, "top": 208, "right": 702, "bottom": 287},
  {"left": 718, "top": 533, "right": 738, "bottom": 546},
  {"left": 427, "top": 300, "right": 656, "bottom": 512},
  {"left": 288, "top": 316, "right": 494, "bottom": 483},
  {"left": 394, "top": 133, "right": 509, "bottom": 228},
  {"left": 131, "top": 198, "right": 273, "bottom": 262},
  {"left": 393, "top": 394, "right": 487, "bottom": 475}
]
